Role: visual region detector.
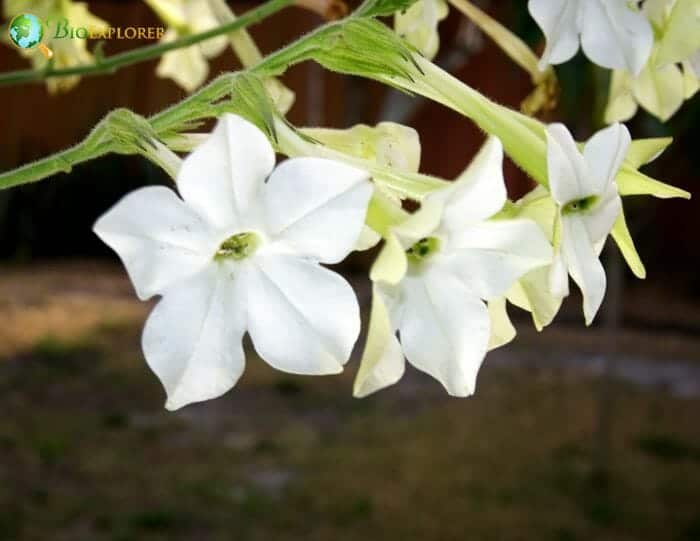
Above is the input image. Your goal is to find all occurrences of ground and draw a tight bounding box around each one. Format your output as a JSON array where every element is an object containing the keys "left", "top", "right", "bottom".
[{"left": 0, "top": 261, "right": 699, "bottom": 541}]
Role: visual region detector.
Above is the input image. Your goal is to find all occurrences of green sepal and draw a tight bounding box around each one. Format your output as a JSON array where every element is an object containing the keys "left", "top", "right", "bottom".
[
  {"left": 625, "top": 137, "right": 673, "bottom": 169},
  {"left": 610, "top": 211, "right": 646, "bottom": 279},
  {"left": 617, "top": 167, "right": 691, "bottom": 199}
]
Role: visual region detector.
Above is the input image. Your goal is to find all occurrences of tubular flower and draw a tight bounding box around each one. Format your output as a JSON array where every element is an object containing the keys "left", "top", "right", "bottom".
[
  {"left": 605, "top": 0, "right": 700, "bottom": 123},
  {"left": 394, "top": 0, "right": 449, "bottom": 60},
  {"left": 94, "top": 114, "right": 373, "bottom": 410},
  {"left": 528, "top": 0, "right": 653, "bottom": 75},
  {"left": 146, "top": 0, "right": 229, "bottom": 92},
  {"left": 353, "top": 138, "right": 552, "bottom": 398},
  {"left": 545, "top": 123, "right": 630, "bottom": 325}
]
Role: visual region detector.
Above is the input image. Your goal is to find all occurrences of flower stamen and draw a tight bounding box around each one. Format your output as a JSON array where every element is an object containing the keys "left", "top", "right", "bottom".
[
  {"left": 215, "top": 232, "right": 261, "bottom": 260},
  {"left": 406, "top": 236, "right": 441, "bottom": 263}
]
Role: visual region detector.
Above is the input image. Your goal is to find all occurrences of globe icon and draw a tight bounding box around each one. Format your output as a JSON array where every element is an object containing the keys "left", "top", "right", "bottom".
[{"left": 9, "top": 13, "right": 44, "bottom": 50}]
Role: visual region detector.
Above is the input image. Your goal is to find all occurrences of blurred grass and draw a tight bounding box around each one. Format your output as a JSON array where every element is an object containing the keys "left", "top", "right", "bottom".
[{"left": 0, "top": 264, "right": 699, "bottom": 540}]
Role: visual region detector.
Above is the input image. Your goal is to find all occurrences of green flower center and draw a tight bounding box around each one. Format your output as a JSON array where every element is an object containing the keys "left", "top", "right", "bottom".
[
  {"left": 406, "top": 236, "right": 441, "bottom": 263},
  {"left": 562, "top": 195, "right": 598, "bottom": 215},
  {"left": 215, "top": 232, "right": 261, "bottom": 261}
]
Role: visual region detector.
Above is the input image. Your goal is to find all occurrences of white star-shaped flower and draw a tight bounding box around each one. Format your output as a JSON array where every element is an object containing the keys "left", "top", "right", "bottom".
[
  {"left": 354, "top": 138, "right": 552, "bottom": 397},
  {"left": 545, "top": 122, "right": 631, "bottom": 325},
  {"left": 94, "top": 114, "right": 373, "bottom": 410},
  {"left": 528, "top": 0, "right": 653, "bottom": 75}
]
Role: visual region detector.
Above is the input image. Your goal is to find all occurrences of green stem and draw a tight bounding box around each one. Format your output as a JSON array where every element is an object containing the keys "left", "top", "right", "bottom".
[
  {"left": 0, "top": 0, "right": 293, "bottom": 87},
  {"left": 408, "top": 58, "right": 549, "bottom": 185}
]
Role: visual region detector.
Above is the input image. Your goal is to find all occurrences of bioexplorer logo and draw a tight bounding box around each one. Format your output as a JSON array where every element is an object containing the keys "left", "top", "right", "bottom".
[
  {"left": 7, "top": 12, "right": 165, "bottom": 59},
  {"left": 8, "top": 13, "right": 53, "bottom": 58}
]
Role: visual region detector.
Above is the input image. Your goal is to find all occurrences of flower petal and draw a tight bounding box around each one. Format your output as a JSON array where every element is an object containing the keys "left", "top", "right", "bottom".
[
  {"left": 438, "top": 137, "right": 507, "bottom": 232},
  {"left": 548, "top": 249, "right": 570, "bottom": 299},
  {"left": 142, "top": 265, "right": 247, "bottom": 411},
  {"left": 93, "top": 186, "right": 214, "bottom": 300},
  {"left": 582, "top": 123, "right": 631, "bottom": 196},
  {"left": 633, "top": 59, "right": 685, "bottom": 122},
  {"left": 545, "top": 123, "right": 590, "bottom": 205},
  {"left": 528, "top": 0, "right": 581, "bottom": 68},
  {"left": 399, "top": 267, "right": 490, "bottom": 396},
  {"left": 562, "top": 215, "right": 607, "bottom": 325},
  {"left": 353, "top": 284, "right": 405, "bottom": 397},
  {"left": 604, "top": 70, "right": 638, "bottom": 124},
  {"left": 655, "top": 0, "right": 700, "bottom": 67},
  {"left": 245, "top": 255, "right": 360, "bottom": 375},
  {"left": 447, "top": 219, "right": 553, "bottom": 300},
  {"left": 264, "top": 157, "right": 372, "bottom": 263},
  {"left": 177, "top": 114, "right": 275, "bottom": 230},
  {"left": 156, "top": 31, "right": 209, "bottom": 93},
  {"left": 507, "top": 266, "right": 564, "bottom": 331},
  {"left": 580, "top": 0, "right": 653, "bottom": 76},
  {"left": 487, "top": 297, "right": 516, "bottom": 351},
  {"left": 581, "top": 185, "right": 622, "bottom": 244},
  {"left": 370, "top": 232, "right": 408, "bottom": 285}
]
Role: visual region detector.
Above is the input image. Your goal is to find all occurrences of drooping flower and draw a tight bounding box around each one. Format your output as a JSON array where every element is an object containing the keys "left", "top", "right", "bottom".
[
  {"left": 145, "top": 0, "right": 229, "bottom": 92},
  {"left": 4, "top": 0, "right": 110, "bottom": 93},
  {"left": 545, "top": 122, "right": 630, "bottom": 325},
  {"left": 394, "top": 0, "right": 449, "bottom": 60},
  {"left": 94, "top": 114, "right": 373, "bottom": 410},
  {"left": 605, "top": 0, "right": 700, "bottom": 123},
  {"left": 353, "top": 138, "right": 552, "bottom": 398},
  {"left": 528, "top": 0, "right": 653, "bottom": 75}
]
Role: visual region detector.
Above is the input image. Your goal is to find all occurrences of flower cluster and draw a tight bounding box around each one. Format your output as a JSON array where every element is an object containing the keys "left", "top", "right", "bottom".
[
  {"left": 95, "top": 113, "right": 648, "bottom": 409},
  {"left": 1, "top": 0, "right": 693, "bottom": 412}
]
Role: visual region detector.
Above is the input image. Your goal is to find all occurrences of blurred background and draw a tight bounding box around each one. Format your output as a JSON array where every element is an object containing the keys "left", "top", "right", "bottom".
[{"left": 1, "top": 1, "right": 699, "bottom": 540}]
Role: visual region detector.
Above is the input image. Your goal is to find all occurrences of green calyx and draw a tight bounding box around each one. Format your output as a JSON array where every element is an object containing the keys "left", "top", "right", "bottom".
[
  {"left": 215, "top": 232, "right": 261, "bottom": 261},
  {"left": 406, "top": 236, "right": 441, "bottom": 263},
  {"left": 561, "top": 195, "right": 598, "bottom": 216}
]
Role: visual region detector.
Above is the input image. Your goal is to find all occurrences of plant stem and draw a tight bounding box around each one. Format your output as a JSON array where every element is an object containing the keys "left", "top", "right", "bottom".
[{"left": 0, "top": 0, "right": 293, "bottom": 87}]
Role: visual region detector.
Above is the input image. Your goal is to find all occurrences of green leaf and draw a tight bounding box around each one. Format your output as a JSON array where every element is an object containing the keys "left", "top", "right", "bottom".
[{"left": 610, "top": 211, "right": 646, "bottom": 279}]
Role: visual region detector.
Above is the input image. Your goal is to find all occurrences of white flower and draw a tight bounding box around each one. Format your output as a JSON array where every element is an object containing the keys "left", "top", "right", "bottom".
[
  {"left": 148, "top": 0, "right": 229, "bottom": 92},
  {"left": 545, "top": 123, "right": 631, "bottom": 325},
  {"left": 395, "top": 0, "right": 449, "bottom": 60},
  {"left": 528, "top": 0, "right": 653, "bottom": 75},
  {"left": 605, "top": 0, "right": 700, "bottom": 123},
  {"left": 353, "top": 138, "right": 552, "bottom": 398},
  {"left": 94, "top": 114, "right": 372, "bottom": 410}
]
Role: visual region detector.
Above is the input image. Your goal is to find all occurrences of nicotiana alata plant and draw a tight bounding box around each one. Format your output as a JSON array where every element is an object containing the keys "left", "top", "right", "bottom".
[{"left": 0, "top": 0, "right": 695, "bottom": 409}]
